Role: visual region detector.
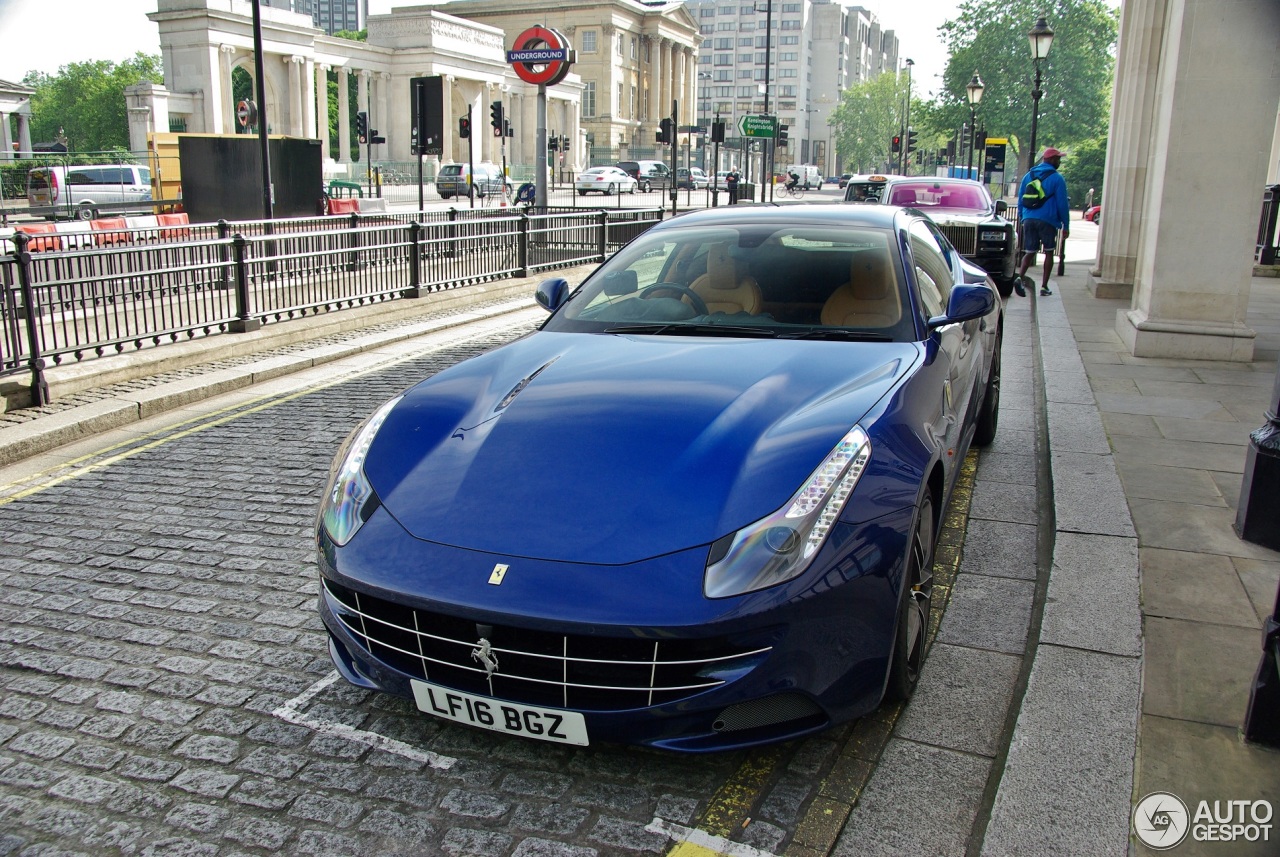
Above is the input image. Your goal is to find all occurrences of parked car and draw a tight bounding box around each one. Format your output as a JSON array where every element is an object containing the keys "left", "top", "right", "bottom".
[
  {"left": 838, "top": 174, "right": 853, "bottom": 189},
  {"left": 615, "top": 160, "right": 672, "bottom": 192},
  {"left": 856, "top": 176, "right": 1019, "bottom": 297},
  {"left": 27, "top": 164, "right": 153, "bottom": 221},
  {"left": 317, "top": 203, "right": 1003, "bottom": 752},
  {"left": 436, "top": 163, "right": 507, "bottom": 199},
  {"left": 675, "top": 167, "right": 709, "bottom": 190},
  {"left": 575, "top": 166, "right": 637, "bottom": 195},
  {"left": 1083, "top": 203, "right": 1102, "bottom": 224}
]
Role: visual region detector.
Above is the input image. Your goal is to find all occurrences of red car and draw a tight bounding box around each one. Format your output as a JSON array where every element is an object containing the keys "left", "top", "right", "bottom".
[{"left": 1083, "top": 204, "right": 1102, "bottom": 224}]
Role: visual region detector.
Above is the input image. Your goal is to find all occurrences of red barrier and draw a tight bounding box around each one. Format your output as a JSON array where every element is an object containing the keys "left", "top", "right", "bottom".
[
  {"left": 90, "top": 217, "right": 130, "bottom": 246},
  {"left": 328, "top": 197, "right": 360, "bottom": 215},
  {"left": 157, "top": 212, "right": 191, "bottom": 239},
  {"left": 16, "top": 223, "right": 62, "bottom": 252}
]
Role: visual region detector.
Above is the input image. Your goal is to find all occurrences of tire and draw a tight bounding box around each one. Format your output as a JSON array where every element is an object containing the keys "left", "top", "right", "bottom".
[
  {"left": 640, "top": 180, "right": 651, "bottom": 193},
  {"left": 76, "top": 204, "right": 97, "bottom": 221},
  {"left": 608, "top": 183, "right": 616, "bottom": 195},
  {"left": 440, "top": 193, "right": 452, "bottom": 200},
  {"left": 884, "top": 494, "right": 935, "bottom": 702},
  {"left": 994, "top": 276, "right": 1014, "bottom": 299},
  {"left": 578, "top": 190, "right": 587, "bottom": 196},
  {"left": 973, "top": 331, "right": 1001, "bottom": 447}
]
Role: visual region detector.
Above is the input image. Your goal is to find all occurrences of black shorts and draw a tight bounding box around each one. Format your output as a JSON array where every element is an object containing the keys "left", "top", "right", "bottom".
[{"left": 1021, "top": 219, "right": 1058, "bottom": 253}]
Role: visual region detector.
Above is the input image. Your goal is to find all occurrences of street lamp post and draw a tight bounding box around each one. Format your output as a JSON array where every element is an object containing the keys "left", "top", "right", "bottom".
[
  {"left": 1027, "top": 16, "right": 1055, "bottom": 171},
  {"left": 965, "top": 71, "right": 984, "bottom": 179}
]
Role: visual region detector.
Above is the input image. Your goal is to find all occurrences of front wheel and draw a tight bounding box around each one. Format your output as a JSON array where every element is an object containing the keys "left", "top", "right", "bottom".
[
  {"left": 640, "top": 180, "right": 651, "bottom": 193},
  {"left": 608, "top": 183, "right": 617, "bottom": 195},
  {"left": 884, "top": 494, "right": 935, "bottom": 702},
  {"left": 973, "top": 332, "right": 1001, "bottom": 447},
  {"left": 76, "top": 204, "right": 97, "bottom": 221},
  {"left": 994, "top": 276, "right": 1015, "bottom": 299}
]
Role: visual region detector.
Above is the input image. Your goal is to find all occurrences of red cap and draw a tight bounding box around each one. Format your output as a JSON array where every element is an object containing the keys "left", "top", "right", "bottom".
[{"left": 1042, "top": 147, "right": 1063, "bottom": 159}]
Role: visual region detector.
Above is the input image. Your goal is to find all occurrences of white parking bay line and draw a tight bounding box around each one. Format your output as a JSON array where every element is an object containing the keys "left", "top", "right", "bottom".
[
  {"left": 273, "top": 672, "right": 457, "bottom": 770},
  {"left": 646, "top": 817, "right": 780, "bottom": 857}
]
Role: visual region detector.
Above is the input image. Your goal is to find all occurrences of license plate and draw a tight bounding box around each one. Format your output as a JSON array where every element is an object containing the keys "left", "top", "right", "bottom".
[
  {"left": 410, "top": 679, "right": 589, "bottom": 746},
  {"left": 981, "top": 231, "right": 1006, "bottom": 241}
]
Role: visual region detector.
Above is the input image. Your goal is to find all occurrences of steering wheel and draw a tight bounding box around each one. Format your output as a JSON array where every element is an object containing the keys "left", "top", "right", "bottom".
[{"left": 638, "top": 283, "right": 709, "bottom": 316}]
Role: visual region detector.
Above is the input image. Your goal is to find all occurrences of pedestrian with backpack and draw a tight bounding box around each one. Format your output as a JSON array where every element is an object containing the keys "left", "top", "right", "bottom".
[{"left": 1014, "top": 147, "right": 1070, "bottom": 296}]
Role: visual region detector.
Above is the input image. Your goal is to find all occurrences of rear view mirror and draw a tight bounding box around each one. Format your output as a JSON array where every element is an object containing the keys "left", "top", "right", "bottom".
[
  {"left": 535, "top": 278, "right": 570, "bottom": 312},
  {"left": 994, "top": 200, "right": 1008, "bottom": 215}
]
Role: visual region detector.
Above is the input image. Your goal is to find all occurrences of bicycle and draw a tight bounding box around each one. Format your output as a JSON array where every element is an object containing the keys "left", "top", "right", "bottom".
[{"left": 783, "top": 183, "right": 805, "bottom": 199}]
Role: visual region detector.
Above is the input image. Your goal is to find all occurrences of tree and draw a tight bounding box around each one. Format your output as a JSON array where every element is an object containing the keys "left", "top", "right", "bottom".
[
  {"left": 830, "top": 70, "right": 910, "bottom": 175},
  {"left": 937, "top": 0, "right": 1118, "bottom": 173},
  {"left": 23, "top": 53, "right": 164, "bottom": 153}
]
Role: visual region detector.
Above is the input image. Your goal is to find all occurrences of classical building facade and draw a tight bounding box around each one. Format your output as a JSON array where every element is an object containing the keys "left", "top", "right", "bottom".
[
  {"left": 0, "top": 79, "right": 36, "bottom": 161},
  {"left": 132, "top": 0, "right": 584, "bottom": 173},
  {"left": 428, "top": 0, "right": 701, "bottom": 159}
]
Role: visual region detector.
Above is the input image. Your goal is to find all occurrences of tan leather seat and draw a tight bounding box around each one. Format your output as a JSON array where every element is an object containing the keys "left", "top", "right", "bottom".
[
  {"left": 820, "top": 250, "right": 902, "bottom": 328},
  {"left": 688, "top": 243, "right": 762, "bottom": 314}
]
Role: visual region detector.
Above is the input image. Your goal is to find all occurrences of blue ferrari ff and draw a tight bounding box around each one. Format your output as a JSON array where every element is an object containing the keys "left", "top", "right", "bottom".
[{"left": 317, "top": 204, "right": 1003, "bottom": 752}]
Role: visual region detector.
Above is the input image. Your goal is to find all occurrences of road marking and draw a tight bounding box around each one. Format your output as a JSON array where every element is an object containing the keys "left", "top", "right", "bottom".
[
  {"left": 647, "top": 818, "right": 780, "bottom": 857},
  {"left": 272, "top": 672, "right": 457, "bottom": 770}
]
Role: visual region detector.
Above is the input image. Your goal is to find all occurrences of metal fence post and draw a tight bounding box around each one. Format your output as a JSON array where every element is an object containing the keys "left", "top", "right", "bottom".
[
  {"left": 347, "top": 211, "right": 363, "bottom": 271},
  {"left": 404, "top": 221, "right": 424, "bottom": 298},
  {"left": 597, "top": 210, "right": 608, "bottom": 262},
  {"left": 228, "top": 233, "right": 261, "bottom": 333},
  {"left": 217, "top": 219, "right": 231, "bottom": 290},
  {"left": 12, "top": 232, "right": 49, "bottom": 406},
  {"left": 446, "top": 207, "right": 458, "bottom": 259},
  {"left": 517, "top": 212, "right": 529, "bottom": 277}
]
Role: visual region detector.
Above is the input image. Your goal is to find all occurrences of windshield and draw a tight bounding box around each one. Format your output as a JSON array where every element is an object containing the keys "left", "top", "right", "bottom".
[
  {"left": 885, "top": 181, "right": 992, "bottom": 213},
  {"left": 543, "top": 222, "right": 913, "bottom": 341}
]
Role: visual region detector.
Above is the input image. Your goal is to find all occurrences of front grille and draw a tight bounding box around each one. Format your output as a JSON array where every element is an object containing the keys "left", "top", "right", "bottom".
[
  {"left": 324, "top": 578, "right": 773, "bottom": 711},
  {"left": 939, "top": 223, "right": 977, "bottom": 255}
]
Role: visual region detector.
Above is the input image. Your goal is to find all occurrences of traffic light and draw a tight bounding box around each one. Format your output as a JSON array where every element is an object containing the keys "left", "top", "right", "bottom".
[
  {"left": 560, "top": 135, "right": 570, "bottom": 153},
  {"left": 891, "top": 134, "right": 901, "bottom": 153},
  {"left": 459, "top": 116, "right": 471, "bottom": 138},
  {"left": 549, "top": 135, "right": 560, "bottom": 152},
  {"left": 490, "top": 101, "right": 504, "bottom": 137},
  {"left": 657, "top": 117, "right": 674, "bottom": 145},
  {"left": 906, "top": 129, "right": 918, "bottom": 154},
  {"left": 777, "top": 125, "right": 789, "bottom": 147},
  {"left": 356, "top": 111, "right": 368, "bottom": 144},
  {"left": 505, "top": 118, "right": 513, "bottom": 138},
  {"left": 711, "top": 120, "right": 726, "bottom": 144}
]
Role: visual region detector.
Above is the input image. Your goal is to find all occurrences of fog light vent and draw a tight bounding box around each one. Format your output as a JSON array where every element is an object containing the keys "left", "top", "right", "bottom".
[{"left": 712, "top": 693, "right": 823, "bottom": 732}]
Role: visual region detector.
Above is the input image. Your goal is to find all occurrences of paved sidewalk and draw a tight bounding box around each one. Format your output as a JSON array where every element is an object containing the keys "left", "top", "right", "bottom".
[{"left": 1, "top": 236, "right": 1277, "bottom": 854}]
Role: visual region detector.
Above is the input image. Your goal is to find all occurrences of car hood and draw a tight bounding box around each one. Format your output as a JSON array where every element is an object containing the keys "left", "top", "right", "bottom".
[{"left": 364, "top": 331, "right": 919, "bottom": 564}]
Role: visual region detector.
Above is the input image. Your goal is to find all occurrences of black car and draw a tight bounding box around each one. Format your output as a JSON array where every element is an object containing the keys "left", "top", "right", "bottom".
[
  {"left": 615, "top": 160, "right": 673, "bottom": 192},
  {"left": 851, "top": 177, "right": 1019, "bottom": 297}
]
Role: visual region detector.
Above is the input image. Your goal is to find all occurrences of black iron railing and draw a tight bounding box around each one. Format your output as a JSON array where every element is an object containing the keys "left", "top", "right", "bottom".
[{"left": 0, "top": 206, "right": 662, "bottom": 405}]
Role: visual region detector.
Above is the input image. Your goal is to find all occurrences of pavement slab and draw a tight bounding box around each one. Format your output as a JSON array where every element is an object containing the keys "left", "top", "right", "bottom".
[
  {"left": 1141, "top": 617, "right": 1261, "bottom": 728},
  {"left": 936, "top": 574, "right": 1035, "bottom": 655},
  {"left": 893, "top": 644, "right": 1022, "bottom": 757},
  {"left": 1041, "top": 532, "right": 1142, "bottom": 657},
  {"left": 1141, "top": 548, "right": 1262, "bottom": 629}
]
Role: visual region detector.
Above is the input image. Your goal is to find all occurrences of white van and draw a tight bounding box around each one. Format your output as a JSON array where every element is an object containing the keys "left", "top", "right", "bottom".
[
  {"left": 27, "top": 164, "right": 153, "bottom": 221},
  {"left": 785, "top": 164, "right": 823, "bottom": 190}
]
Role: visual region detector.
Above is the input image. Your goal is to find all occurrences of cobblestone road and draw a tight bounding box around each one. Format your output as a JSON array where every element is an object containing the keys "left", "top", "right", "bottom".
[{"left": 0, "top": 316, "right": 899, "bottom": 857}]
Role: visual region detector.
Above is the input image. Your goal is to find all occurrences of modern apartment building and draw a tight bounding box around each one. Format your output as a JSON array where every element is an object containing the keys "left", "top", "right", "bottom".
[
  {"left": 686, "top": 0, "right": 896, "bottom": 173},
  {"left": 263, "top": 0, "right": 368, "bottom": 35}
]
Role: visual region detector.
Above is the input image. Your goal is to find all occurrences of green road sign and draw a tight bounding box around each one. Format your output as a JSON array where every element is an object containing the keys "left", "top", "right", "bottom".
[{"left": 738, "top": 114, "right": 777, "bottom": 138}]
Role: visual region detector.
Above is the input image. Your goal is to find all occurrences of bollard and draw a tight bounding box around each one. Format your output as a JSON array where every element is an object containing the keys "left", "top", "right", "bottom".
[
  {"left": 228, "top": 233, "right": 262, "bottom": 333},
  {"left": 403, "top": 221, "right": 424, "bottom": 298},
  {"left": 12, "top": 232, "right": 50, "bottom": 406}
]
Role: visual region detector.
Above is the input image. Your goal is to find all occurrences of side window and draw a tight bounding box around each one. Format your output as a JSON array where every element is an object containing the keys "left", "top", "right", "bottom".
[
  {"left": 909, "top": 220, "right": 953, "bottom": 318},
  {"left": 66, "top": 170, "right": 94, "bottom": 186}
]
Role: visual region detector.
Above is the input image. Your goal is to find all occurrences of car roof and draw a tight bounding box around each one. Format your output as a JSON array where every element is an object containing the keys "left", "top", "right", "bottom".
[{"left": 655, "top": 202, "right": 904, "bottom": 231}]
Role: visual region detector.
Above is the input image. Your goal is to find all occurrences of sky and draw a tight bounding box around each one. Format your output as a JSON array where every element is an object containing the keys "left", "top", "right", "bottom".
[{"left": 0, "top": 0, "right": 1099, "bottom": 98}]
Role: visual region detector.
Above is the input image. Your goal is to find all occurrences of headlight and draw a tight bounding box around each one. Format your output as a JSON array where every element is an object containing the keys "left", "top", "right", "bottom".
[
  {"left": 318, "top": 395, "right": 402, "bottom": 546},
  {"left": 704, "top": 427, "right": 872, "bottom": 599}
]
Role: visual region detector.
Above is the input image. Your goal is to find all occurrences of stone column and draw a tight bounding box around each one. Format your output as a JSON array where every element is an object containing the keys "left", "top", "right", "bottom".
[
  {"left": 657, "top": 38, "right": 670, "bottom": 121},
  {"left": 1116, "top": 0, "right": 1280, "bottom": 361},
  {"left": 220, "top": 45, "right": 237, "bottom": 134},
  {"left": 377, "top": 72, "right": 390, "bottom": 160},
  {"left": 0, "top": 113, "right": 12, "bottom": 161},
  {"left": 1089, "top": 0, "right": 1166, "bottom": 299},
  {"left": 684, "top": 48, "right": 695, "bottom": 125},
  {"left": 316, "top": 64, "right": 331, "bottom": 158},
  {"left": 358, "top": 69, "right": 370, "bottom": 127},
  {"left": 338, "top": 66, "right": 351, "bottom": 163},
  {"left": 443, "top": 76, "right": 456, "bottom": 164},
  {"left": 19, "top": 113, "right": 32, "bottom": 156},
  {"left": 304, "top": 59, "right": 317, "bottom": 140},
  {"left": 287, "top": 56, "right": 304, "bottom": 136}
]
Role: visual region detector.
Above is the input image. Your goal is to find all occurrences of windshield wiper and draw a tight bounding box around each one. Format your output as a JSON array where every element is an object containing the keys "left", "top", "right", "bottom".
[
  {"left": 778, "top": 328, "right": 894, "bottom": 342},
  {"left": 603, "top": 323, "right": 778, "bottom": 338}
]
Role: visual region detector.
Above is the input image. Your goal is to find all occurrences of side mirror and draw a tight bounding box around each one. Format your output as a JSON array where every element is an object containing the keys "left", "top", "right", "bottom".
[
  {"left": 535, "top": 277, "right": 570, "bottom": 313},
  {"left": 994, "top": 200, "right": 1008, "bottom": 215},
  {"left": 927, "top": 284, "right": 997, "bottom": 329}
]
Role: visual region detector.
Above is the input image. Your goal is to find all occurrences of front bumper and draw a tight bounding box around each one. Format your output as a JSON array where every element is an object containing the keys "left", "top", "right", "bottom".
[{"left": 316, "top": 503, "right": 914, "bottom": 752}]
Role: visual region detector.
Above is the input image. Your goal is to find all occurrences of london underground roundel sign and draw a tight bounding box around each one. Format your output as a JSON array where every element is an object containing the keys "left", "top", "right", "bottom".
[{"left": 507, "top": 26, "right": 575, "bottom": 86}]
